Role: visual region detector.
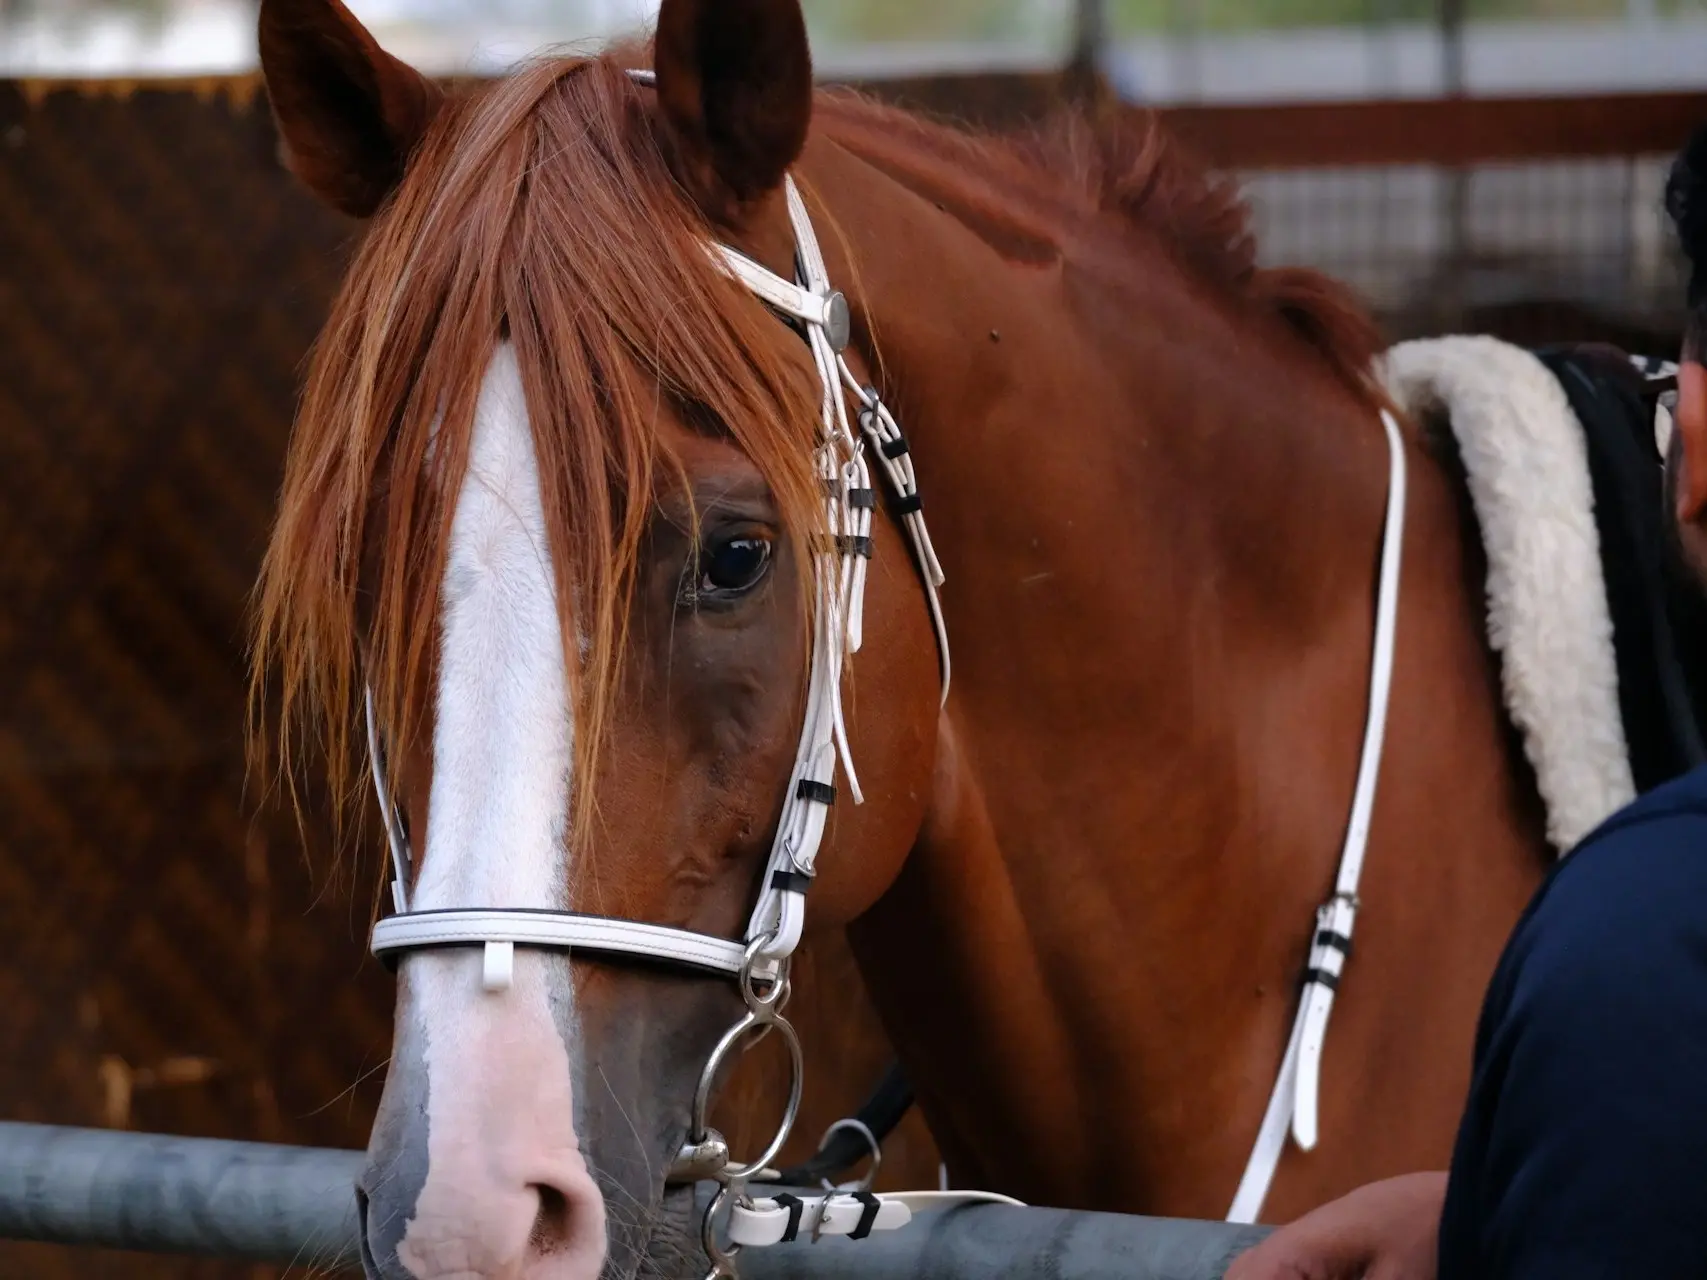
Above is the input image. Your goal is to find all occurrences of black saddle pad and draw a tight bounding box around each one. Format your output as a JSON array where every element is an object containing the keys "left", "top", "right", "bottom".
[{"left": 1533, "top": 344, "right": 1707, "bottom": 793}]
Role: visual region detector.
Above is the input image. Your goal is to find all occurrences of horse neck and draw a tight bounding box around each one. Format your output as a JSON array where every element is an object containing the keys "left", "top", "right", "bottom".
[
  {"left": 803, "top": 129, "right": 1501, "bottom": 1209},
  {"left": 806, "top": 126, "right": 1401, "bottom": 890}
]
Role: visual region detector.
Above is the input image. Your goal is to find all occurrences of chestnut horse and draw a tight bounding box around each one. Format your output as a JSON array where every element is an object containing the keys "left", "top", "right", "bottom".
[{"left": 251, "top": 0, "right": 1550, "bottom": 1275}]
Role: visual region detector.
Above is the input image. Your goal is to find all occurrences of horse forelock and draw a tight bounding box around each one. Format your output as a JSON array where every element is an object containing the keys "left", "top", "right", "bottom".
[{"left": 249, "top": 49, "right": 827, "bottom": 881}]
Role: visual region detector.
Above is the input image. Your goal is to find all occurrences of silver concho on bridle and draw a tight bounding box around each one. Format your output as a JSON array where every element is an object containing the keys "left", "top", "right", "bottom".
[{"left": 360, "top": 65, "right": 953, "bottom": 1280}]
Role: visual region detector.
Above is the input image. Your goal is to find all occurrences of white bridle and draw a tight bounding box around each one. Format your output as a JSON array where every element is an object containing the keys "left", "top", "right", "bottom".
[
  {"left": 367, "top": 171, "right": 948, "bottom": 988},
  {"left": 359, "top": 60, "right": 1409, "bottom": 1257}
]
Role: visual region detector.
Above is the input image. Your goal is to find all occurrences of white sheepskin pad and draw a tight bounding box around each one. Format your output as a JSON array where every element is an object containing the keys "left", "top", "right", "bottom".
[{"left": 1379, "top": 335, "right": 1635, "bottom": 852}]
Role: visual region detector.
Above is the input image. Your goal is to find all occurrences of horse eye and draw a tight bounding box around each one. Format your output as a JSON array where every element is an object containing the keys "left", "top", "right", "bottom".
[{"left": 698, "top": 536, "right": 773, "bottom": 595}]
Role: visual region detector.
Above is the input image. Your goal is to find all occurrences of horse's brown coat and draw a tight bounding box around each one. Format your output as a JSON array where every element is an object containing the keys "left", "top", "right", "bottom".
[{"left": 253, "top": 0, "right": 1551, "bottom": 1269}]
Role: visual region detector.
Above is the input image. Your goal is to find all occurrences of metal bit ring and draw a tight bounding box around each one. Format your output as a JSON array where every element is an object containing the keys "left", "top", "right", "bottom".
[{"left": 688, "top": 1007, "right": 804, "bottom": 1181}]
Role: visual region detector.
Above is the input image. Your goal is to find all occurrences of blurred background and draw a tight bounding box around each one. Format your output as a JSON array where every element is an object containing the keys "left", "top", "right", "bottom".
[
  {"left": 5, "top": 0, "right": 1701, "bottom": 389},
  {"left": 2, "top": 1, "right": 1703, "bottom": 1275}
]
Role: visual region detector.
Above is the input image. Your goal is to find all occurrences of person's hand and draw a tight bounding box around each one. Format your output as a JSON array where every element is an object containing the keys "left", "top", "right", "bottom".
[{"left": 1223, "top": 1171, "right": 1447, "bottom": 1280}]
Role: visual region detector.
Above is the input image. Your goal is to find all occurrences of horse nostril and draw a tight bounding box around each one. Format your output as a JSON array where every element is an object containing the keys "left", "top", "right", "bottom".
[
  {"left": 529, "top": 1183, "right": 572, "bottom": 1254},
  {"left": 355, "top": 1184, "right": 384, "bottom": 1278}
]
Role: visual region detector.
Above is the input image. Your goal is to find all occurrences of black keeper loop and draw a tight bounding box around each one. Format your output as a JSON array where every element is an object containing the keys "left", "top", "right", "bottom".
[
  {"left": 835, "top": 534, "right": 874, "bottom": 559},
  {"left": 770, "top": 868, "right": 814, "bottom": 894},
  {"left": 880, "top": 436, "right": 909, "bottom": 459},
  {"left": 1303, "top": 966, "right": 1340, "bottom": 992},
  {"left": 774, "top": 1193, "right": 805, "bottom": 1244},
  {"left": 893, "top": 492, "right": 923, "bottom": 514},
  {"left": 849, "top": 1191, "right": 883, "bottom": 1241},
  {"left": 848, "top": 488, "right": 877, "bottom": 510},
  {"left": 1314, "top": 929, "right": 1353, "bottom": 956},
  {"left": 796, "top": 778, "right": 837, "bottom": 805}
]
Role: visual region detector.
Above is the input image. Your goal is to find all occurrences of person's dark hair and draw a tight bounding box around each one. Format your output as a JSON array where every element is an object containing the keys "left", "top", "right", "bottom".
[{"left": 1666, "top": 121, "right": 1707, "bottom": 354}]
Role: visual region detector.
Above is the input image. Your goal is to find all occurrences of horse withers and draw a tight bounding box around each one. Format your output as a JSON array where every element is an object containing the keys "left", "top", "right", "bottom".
[{"left": 251, "top": 0, "right": 1551, "bottom": 1275}]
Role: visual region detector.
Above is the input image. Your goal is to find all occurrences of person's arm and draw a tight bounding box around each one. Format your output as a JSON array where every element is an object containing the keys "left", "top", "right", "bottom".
[{"left": 1224, "top": 1172, "right": 1444, "bottom": 1280}]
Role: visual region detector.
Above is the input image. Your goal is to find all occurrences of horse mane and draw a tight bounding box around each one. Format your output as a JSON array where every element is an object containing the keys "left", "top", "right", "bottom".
[
  {"left": 250, "top": 50, "right": 1382, "bottom": 869},
  {"left": 810, "top": 90, "right": 1383, "bottom": 394}
]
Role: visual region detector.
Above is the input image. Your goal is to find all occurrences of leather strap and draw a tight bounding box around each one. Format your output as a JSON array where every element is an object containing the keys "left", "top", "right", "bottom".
[
  {"left": 711, "top": 244, "right": 836, "bottom": 330},
  {"left": 773, "top": 1061, "right": 914, "bottom": 1187},
  {"left": 1226, "top": 406, "right": 1408, "bottom": 1225},
  {"left": 370, "top": 909, "right": 749, "bottom": 977},
  {"left": 726, "top": 1189, "right": 1024, "bottom": 1249}
]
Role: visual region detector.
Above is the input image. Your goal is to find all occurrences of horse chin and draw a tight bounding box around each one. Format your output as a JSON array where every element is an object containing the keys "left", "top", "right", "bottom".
[
  {"left": 600, "top": 1179, "right": 702, "bottom": 1280},
  {"left": 645, "top": 1184, "right": 706, "bottom": 1280}
]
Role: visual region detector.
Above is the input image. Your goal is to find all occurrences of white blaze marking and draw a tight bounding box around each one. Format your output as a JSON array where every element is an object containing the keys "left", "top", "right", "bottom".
[
  {"left": 416, "top": 344, "right": 570, "bottom": 918},
  {"left": 396, "top": 343, "right": 595, "bottom": 1276}
]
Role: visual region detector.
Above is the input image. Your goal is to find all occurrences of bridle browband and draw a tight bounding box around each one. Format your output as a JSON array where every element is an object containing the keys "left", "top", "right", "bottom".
[{"left": 358, "top": 62, "right": 1410, "bottom": 1268}]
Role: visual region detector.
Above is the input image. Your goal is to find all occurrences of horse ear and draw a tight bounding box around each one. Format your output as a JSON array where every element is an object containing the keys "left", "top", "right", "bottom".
[
  {"left": 257, "top": 0, "right": 444, "bottom": 219},
  {"left": 651, "top": 0, "right": 812, "bottom": 226}
]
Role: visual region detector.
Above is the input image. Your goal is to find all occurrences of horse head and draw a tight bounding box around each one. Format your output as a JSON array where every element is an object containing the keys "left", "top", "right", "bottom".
[{"left": 254, "top": 0, "right": 943, "bottom": 1276}]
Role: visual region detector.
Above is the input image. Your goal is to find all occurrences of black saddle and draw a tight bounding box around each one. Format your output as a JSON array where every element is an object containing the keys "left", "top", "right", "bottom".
[{"left": 1533, "top": 344, "right": 1707, "bottom": 793}]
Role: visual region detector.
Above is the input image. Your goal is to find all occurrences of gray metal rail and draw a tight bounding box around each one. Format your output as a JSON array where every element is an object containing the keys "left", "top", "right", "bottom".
[
  {"left": 0, "top": 1121, "right": 365, "bottom": 1269},
  {"left": 741, "top": 1202, "right": 1268, "bottom": 1280},
  {"left": 0, "top": 1121, "right": 1269, "bottom": 1278}
]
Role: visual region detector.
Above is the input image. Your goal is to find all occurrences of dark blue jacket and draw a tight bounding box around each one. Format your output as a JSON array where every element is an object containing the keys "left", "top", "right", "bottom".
[{"left": 1438, "top": 763, "right": 1707, "bottom": 1277}]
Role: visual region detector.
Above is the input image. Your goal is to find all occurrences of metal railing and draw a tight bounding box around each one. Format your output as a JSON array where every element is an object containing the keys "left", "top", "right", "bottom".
[{"left": 0, "top": 1121, "right": 1269, "bottom": 1278}]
